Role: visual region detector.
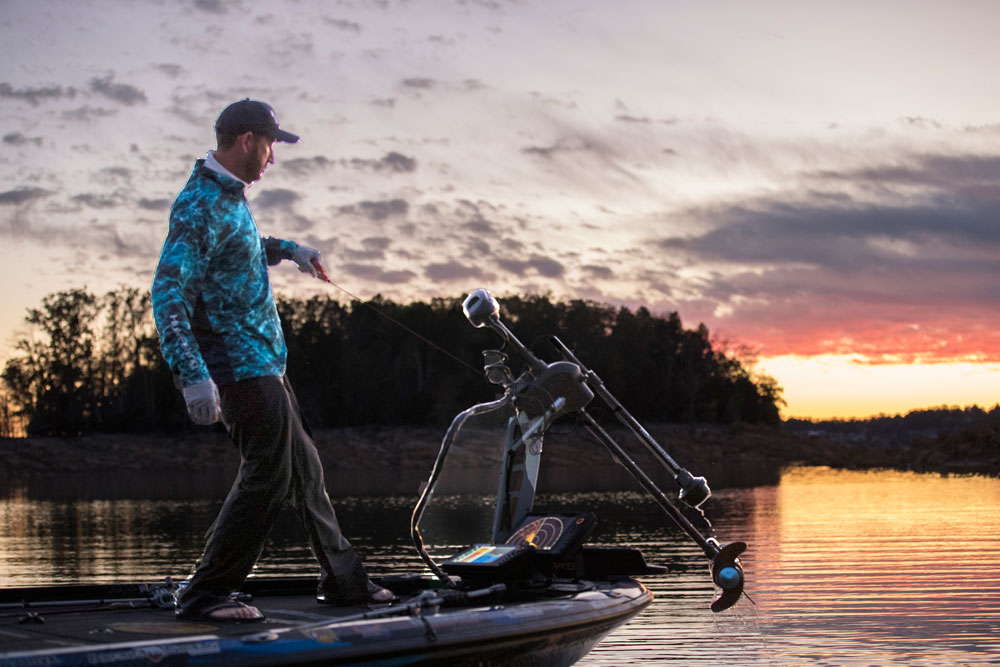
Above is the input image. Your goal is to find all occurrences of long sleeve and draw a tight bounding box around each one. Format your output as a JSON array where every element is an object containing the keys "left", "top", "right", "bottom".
[
  {"left": 263, "top": 236, "right": 298, "bottom": 266},
  {"left": 151, "top": 205, "right": 218, "bottom": 387}
]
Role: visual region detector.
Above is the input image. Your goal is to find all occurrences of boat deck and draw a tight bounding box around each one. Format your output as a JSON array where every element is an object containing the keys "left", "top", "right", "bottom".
[{"left": 0, "top": 576, "right": 653, "bottom": 666}]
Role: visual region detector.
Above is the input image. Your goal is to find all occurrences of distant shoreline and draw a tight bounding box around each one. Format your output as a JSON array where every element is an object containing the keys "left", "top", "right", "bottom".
[{"left": 1, "top": 422, "right": 996, "bottom": 499}]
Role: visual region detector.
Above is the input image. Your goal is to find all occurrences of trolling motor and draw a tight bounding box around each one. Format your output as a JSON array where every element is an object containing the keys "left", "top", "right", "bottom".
[{"left": 460, "top": 288, "right": 747, "bottom": 612}]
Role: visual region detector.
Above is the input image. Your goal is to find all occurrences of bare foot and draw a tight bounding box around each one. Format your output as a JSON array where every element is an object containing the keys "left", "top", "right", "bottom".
[
  {"left": 370, "top": 586, "right": 394, "bottom": 603},
  {"left": 201, "top": 601, "right": 264, "bottom": 622}
]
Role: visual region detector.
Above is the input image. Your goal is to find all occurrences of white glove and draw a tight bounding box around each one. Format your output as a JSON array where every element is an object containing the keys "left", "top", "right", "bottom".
[
  {"left": 291, "top": 244, "right": 329, "bottom": 281},
  {"left": 183, "top": 378, "right": 221, "bottom": 425}
]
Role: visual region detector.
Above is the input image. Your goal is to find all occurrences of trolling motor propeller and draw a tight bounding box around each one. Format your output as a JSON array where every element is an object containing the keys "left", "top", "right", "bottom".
[{"left": 709, "top": 539, "right": 747, "bottom": 612}]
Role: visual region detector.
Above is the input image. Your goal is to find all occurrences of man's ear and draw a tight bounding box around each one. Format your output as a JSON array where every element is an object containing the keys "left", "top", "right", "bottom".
[{"left": 236, "top": 131, "right": 256, "bottom": 153}]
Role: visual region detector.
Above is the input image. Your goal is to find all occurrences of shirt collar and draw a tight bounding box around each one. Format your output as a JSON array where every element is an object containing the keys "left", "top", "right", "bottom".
[{"left": 204, "top": 150, "right": 249, "bottom": 188}]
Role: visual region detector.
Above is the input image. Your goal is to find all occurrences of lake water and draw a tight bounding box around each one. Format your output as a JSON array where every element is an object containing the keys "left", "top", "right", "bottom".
[{"left": 1, "top": 466, "right": 998, "bottom": 665}]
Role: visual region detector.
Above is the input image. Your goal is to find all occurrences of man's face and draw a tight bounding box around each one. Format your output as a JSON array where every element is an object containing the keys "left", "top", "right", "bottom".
[{"left": 243, "top": 134, "right": 275, "bottom": 183}]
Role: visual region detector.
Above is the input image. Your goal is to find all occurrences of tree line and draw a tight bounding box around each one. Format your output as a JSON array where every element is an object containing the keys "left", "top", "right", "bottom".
[{"left": 0, "top": 288, "right": 784, "bottom": 437}]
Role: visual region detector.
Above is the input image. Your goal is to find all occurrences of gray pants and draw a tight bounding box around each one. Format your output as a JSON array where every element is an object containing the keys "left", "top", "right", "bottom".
[{"left": 176, "top": 375, "right": 369, "bottom": 617}]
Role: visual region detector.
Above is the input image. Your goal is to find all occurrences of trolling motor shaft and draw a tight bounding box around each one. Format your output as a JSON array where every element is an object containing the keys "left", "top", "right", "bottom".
[
  {"left": 548, "top": 336, "right": 712, "bottom": 508},
  {"left": 460, "top": 289, "right": 748, "bottom": 612}
]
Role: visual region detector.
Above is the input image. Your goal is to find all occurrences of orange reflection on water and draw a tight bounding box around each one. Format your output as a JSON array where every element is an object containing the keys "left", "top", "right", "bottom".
[{"left": 749, "top": 466, "right": 1000, "bottom": 663}]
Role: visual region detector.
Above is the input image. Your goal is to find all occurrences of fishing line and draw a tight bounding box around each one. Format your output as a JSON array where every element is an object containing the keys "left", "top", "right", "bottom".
[{"left": 317, "top": 276, "right": 484, "bottom": 377}]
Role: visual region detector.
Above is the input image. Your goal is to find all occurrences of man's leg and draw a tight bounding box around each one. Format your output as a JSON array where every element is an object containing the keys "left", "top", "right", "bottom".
[
  {"left": 175, "top": 376, "right": 292, "bottom": 619},
  {"left": 282, "top": 377, "right": 379, "bottom": 603}
]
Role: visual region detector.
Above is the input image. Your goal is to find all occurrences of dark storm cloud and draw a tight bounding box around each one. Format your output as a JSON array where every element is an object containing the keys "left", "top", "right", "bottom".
[
  {"left": 254, "top": 189, "right": 302, "bottom": 210},
  {"left": 0, "top": 82, "right": 76, "bottom": 105},
  {"left": 424, "top": 261, "right": 488, "bottom": 282},
  {"left": 0, "top": 187, "right": 50, "bottom": 205},
  {"left": 88, "top": 75, "right": 147, "bottom": 106},
  {"left": 498, "top": 255, "right": 565, "bottom": 278},
  {"left": 338, "top": 199, "right": 409, "bottom": 221},
  {"left": 2, "top": 132, "right": 43, "bottom": 147},
  {"left": 341, "top": 263, "right": 416, "bottom": 284}
]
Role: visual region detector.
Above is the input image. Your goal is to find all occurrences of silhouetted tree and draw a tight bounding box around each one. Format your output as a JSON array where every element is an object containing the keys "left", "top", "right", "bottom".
[{"left": 2, "top": 289, "right": 786, "bottom": 435}]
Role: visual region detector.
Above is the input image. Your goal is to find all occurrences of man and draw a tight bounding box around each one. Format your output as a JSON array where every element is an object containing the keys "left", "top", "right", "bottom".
[{"left": 151, "top": 99, "right": 392, "bottom": 623}]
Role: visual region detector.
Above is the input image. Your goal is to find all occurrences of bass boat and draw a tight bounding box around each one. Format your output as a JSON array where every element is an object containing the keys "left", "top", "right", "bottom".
[{"left": 0, "top": 288, "right": 748, "bottom": 667}]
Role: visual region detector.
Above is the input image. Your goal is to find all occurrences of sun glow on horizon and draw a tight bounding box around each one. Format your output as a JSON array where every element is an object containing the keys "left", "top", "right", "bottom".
[{"left": 758, "top": 355, "right": 1000, "bottom": 421}]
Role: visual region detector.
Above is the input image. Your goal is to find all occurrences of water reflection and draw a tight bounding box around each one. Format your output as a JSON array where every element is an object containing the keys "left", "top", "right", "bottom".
[{"left": 1, "top": 467, "right": 998, "bottom": 666}]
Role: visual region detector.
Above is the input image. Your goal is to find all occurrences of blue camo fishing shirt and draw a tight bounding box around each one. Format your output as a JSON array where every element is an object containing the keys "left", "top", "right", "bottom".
[{"left": 151, "top": 159, "right": 298, "bottom": 387}]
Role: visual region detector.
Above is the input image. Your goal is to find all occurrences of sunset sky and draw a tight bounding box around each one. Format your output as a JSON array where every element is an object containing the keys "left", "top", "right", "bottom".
[{"left": 1, "top": 0, "right": 997, "bottom": 420}]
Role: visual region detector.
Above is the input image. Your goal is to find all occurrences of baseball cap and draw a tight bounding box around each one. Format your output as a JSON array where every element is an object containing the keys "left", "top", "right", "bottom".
[{"left": 215, "top": 99, "right": 299, "bottom": 144}]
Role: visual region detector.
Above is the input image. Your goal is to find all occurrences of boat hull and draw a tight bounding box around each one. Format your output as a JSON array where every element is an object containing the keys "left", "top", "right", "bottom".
[{"left": 0, "top": 579, "right": 651, "bottom": 667}]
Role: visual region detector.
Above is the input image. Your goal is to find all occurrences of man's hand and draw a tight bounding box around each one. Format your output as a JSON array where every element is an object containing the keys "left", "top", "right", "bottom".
[
  {"left": 291, "top": 244, "right": 330, "bottom": 282},
  {"left": 183, "top": 378, "right": 221, "bottom": 425}
]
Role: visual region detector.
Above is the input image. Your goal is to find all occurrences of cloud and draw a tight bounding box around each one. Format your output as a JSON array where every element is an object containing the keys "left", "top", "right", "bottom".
[
  {"left": 138, "top": 197, "right": 172, "bottom": 211},
  {"left": 379, "top": 152, "right": 417, "bottom": 172},
  {"left": 424, "top": 260, "right": 489, "bottom": 282},
  {"left": 94, "top": 166, "right": 133, "bottom": 186},
  {"left": 656, "top": 162, "right": 1000, "bottom": 362},
  {"left": 462, "top": 215, "right": 496, "bottom": 235},
  {"left": 0, "top": 187, "right": 52, "bottom": 237},
  {"left": 254, "top": 188, "right": 301, "bottom": 210},
  {"left": 808, "top": 154, "right": 1000, "bottom": 195},
  {"left": 72, "top": 193, "right": 121, "bottom": 209},
  {"left": 582, "top": 264, "right": 614, "bottom": 279},
  {"left": 497, "top": 255, "right": 565, "bottom": 278},
  {"left": 153, "top": 63, "right": 186, "bottom": 79},
  {"left": 62, "top": 106, "right": 118, "bottom": 122},
  {"left": 193, "top": 0, "right": 229, "bottom": 14},
  {"left": 362, "top": 236, "right": 392, "bottom": 251},
  {"left": 338, "top": 199, "right": 409, "bottom": 221},
  {"left": 281, "top": 156, "right": 333, "bottom": 176},
  {"left": 0, "top": 187, "right": 50, "bottom": 205},
  {"left": 88, "top": 75, "right": 147, "bottom": 106},
  {"left": 401, "top": 77, "right": 436, "bottom": 90},
  {"left": 324, "top": 17, "right": 362, "bottom": 32},
  {"left": 341, "top": 152, "right": 418, "bottom": 173},
  {"left": 2, "top": 132, "right": 43, "bottom": 147},
  {"left": 266, "top": 32, "right": 313, "bottom": 60},
  {"left": 342, "top": 262, "right": 416, "bottom": 284},
  {"left": 0, "top": 82, "right": 76, "bottom": 105}
]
